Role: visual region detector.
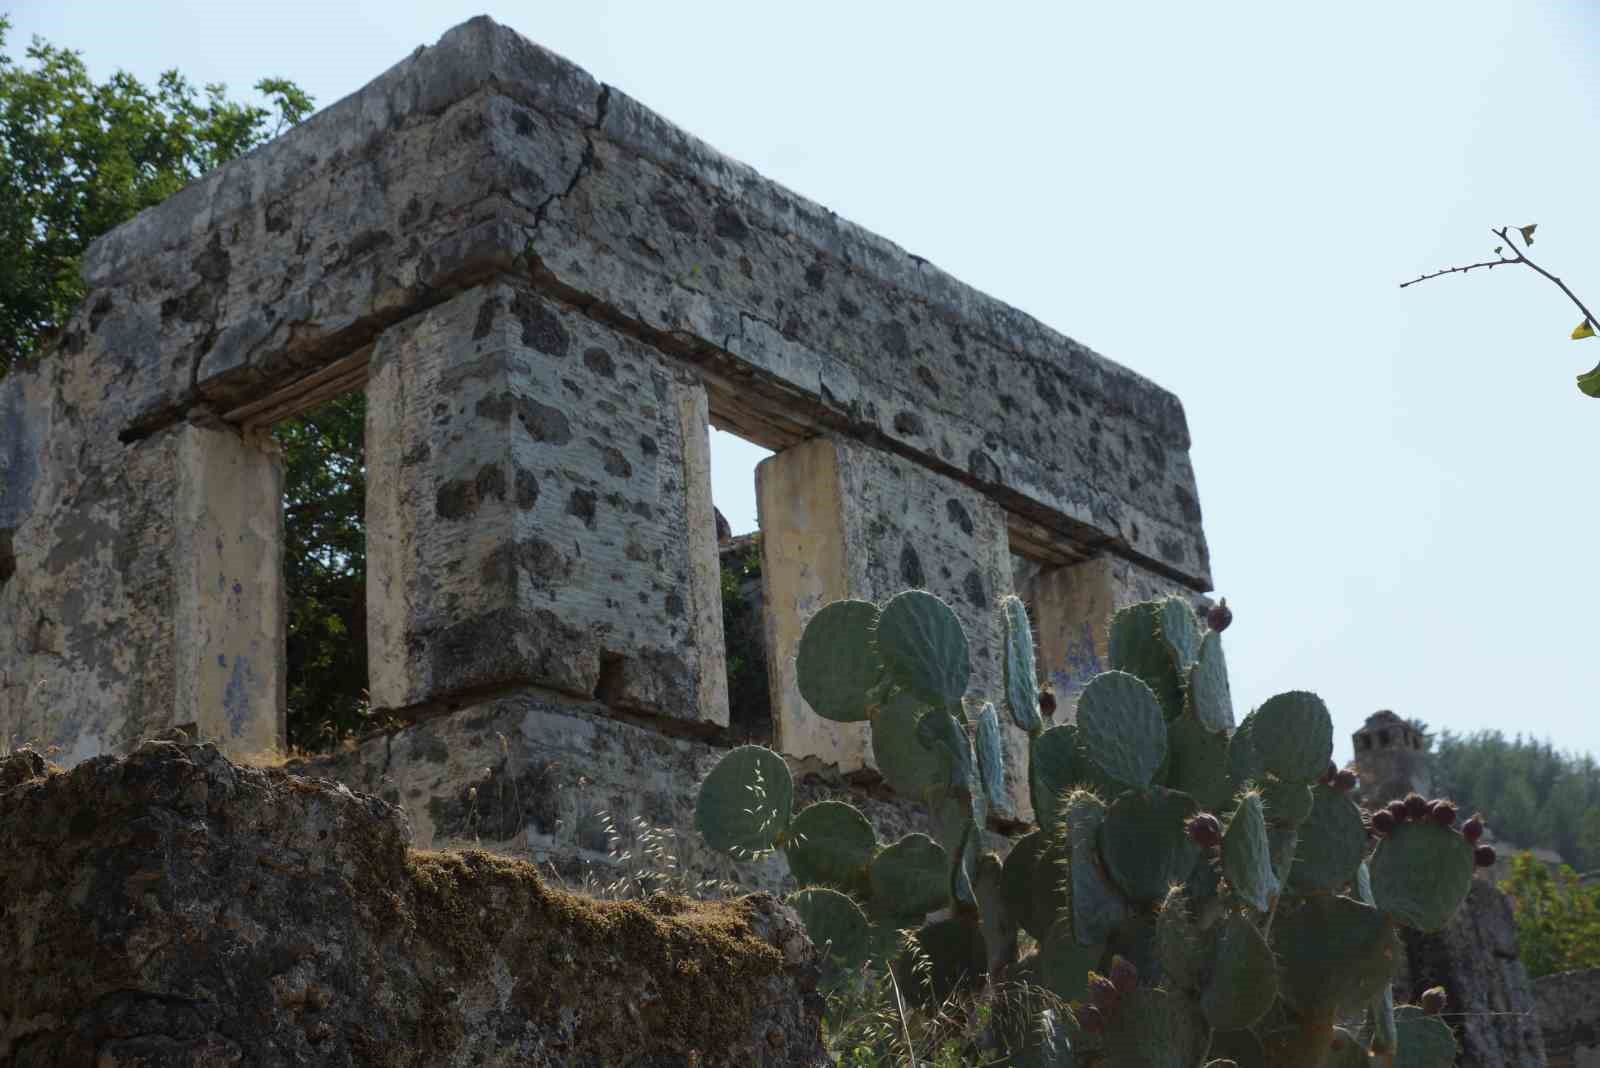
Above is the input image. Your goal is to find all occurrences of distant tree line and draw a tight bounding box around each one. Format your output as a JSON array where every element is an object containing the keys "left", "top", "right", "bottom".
[{"left": 1430, "top": 729, "right": 1600, "bottom": 870}]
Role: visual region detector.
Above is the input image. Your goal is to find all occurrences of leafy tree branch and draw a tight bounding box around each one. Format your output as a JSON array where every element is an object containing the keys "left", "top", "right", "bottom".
[{"left": 1401, "top": 224, "right": 1600, "bottom": 396}]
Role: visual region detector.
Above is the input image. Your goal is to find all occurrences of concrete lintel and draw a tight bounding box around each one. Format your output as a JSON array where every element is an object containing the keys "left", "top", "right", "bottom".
[{"left": 58, "top": 15, "right": 1210, "bottom": 589}]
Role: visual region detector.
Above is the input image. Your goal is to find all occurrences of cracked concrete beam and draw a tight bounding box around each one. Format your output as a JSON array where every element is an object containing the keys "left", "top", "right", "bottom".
[{"left": 41, "top": 14, "right": 1210, "bottom": 589}]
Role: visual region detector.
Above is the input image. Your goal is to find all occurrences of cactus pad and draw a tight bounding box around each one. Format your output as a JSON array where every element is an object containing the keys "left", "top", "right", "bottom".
[
  {"left": 1369, "top": 821, "right": 1475, "bottom": 932},
  {"left": 917, "top": 708, "right": 977, "bottom": 792},
  {"left": 1273, "top": 895, "right": 1396, "bottom": 1015},
  {"left": 902, "top": 916, "right": 987, "bottom": 1008},
  {"left": 1002, "top": 595, "right": 1043, "bottom": 732},
  {"left": 1222, "top": 792, "right": 1278, "bottom": 912},
  {"left": 1076, "top": 671, "right": 1168, "bottom": 789},
  {"left": 1001, "top": 829, "right": 1051, "bottom": 940},
  {"left": 795, "top": 599, "right": 883, "bottom": 722},
  {"left": 1039, "top": 914, "right": 1100, "bottom": 1002},
  {"left": 1268, "top": 827, "right": 1299, "bottom": 889},
  {"left": 932, "top": 785, "right": 984, "bottom": 908},
  {"left": 870, "top": 690, "right": 950, "bottom": 797},
  {"left": 1287, "top": 785, "right": 1366, "bottom": 893},
  {"left": 1393, "top": 1005, "right": 1459, "bottom": 1068},
  {"left": 1166, "top": 710, "right": 1233, "bottom": 811},
  {"left": 975, "top": 853, "right": 1016, "bottom": 967},
  {"left": 975, "top": 701, "right": 1008, "bottom": 809},
  {"left": 1100, "top": 787, "right": 1202, "bottom": 903},
  {"left": 788, "top": 887, "right": 870, "bottom": 989},
  {"left": 1108, "top": 601, "right": 1185, "bottom": 719},
  {"left": 1207, "top": 1029, "right": 1264, "bottom": 1067},
  {"left": 1030, "top": 724, "right": 1084, "bottom": 832},
  {"left": 1247, "top": 691, "right": 1334, "bottom": 783},
  {"left": 1200, "top": 911, "right": 1278, "bottom": 1031},
  {"left": 1325, "top": 1027, "right": 1368, "bottom": 1068},
  {"left": 1157, "top": 596, "right": 1202, "bottom": 668},
  {"left": 694, "top": 745, "right": 793, "bottom": 857},
  {"left": 876, "top": 589, "right": 970, "bottom": 706},
  {"left": 1260, "top": 780, "right": 1313, "bottom": 828},
  {"left": 1185, "top": 629, "right": 1234, "bottom": 731},
  {"left": 1030, "top": 841, "right": 1074, "bottom": 943},
  {"left": 784, "top": 800, "right": 876, "bottom": 891},
  {"left": 1226, "top": 717, "right": 1264, "bottom": 791},
  {"left": 869, "top": 832, "right": 950, "bottom": 917},
  {"left": 1155, "top": 887, "right": 1200, "bottom": 991},
  {"left": 1100, "top": 987, "right": 1208, "bottom": 1068},
  {"left": 1068, "top": 792, "right": 1128, "bottom": 945}
]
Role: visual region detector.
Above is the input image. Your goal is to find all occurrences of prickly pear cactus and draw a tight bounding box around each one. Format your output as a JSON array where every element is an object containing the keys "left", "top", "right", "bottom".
[{"left": 694, "top": 590, "right": 1477, "bottom": 1067}]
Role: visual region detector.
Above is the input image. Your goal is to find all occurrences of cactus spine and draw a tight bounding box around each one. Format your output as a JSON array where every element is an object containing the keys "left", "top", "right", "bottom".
[{"left": 694, "top": 590, "right": 1472, "bottom": 1067}]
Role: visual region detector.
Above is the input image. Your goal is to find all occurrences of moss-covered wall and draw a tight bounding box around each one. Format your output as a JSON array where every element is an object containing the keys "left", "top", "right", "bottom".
[{"left": 0, "top": 739, "right": 826, "bottom": 1066}]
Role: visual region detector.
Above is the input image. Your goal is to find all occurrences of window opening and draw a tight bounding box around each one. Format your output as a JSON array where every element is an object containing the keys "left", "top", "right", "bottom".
[
  {"left": 272, "top": 389, "right": 368, "bottom": 751},
  {"left": 709, "top": 427, "right": 773, "bottom": 743}
]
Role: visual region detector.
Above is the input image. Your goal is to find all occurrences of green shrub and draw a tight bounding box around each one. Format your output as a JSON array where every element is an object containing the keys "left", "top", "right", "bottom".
[
  {"left": 1501, "top": 850, "right": 1600, "bottom": 978},
  {"left": 697, "top": 588, "right": 1474, "bottom": 1067}
]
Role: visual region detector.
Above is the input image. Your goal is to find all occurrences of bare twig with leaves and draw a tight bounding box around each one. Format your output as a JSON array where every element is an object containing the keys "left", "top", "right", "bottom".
[{"left": 1401, "top": 224, "right": 1600, "bottom": 396}]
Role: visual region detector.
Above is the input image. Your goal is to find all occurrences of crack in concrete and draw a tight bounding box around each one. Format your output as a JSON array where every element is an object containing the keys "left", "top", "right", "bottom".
[{"left": 531, "top": 84, "right": 611, "bottom": 234}]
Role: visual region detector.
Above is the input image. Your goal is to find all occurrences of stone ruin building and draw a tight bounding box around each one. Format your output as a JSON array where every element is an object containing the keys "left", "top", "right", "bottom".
[
  {"left": 0, "top": 16, "right": 1214, "bottom": 879},
  {"left": 1352, "top": 708, "right": 1433, "bottom": 807},
  {"left": 1, "top": 19, "right": 1583, "bottom": 1065}
]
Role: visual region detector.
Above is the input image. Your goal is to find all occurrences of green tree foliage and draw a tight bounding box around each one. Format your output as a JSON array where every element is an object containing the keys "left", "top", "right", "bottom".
[
  {"left": 0, "top": 16, "right": 312, "bottom": 368},
  {"left": 720, "top": 542, "right": 771, "bottom": 742},
  {"left": 274, "top": 392, "right": 368, "bottom": 748},
  {"left": 1431, "top": 730, "right": 1600, "bottom": 867},
  {"left": 0, "top": 22, "right": 364, "bottom": 749},
  {"left": 1500, "top": 851, "right": 1600, "bottom": 978}
]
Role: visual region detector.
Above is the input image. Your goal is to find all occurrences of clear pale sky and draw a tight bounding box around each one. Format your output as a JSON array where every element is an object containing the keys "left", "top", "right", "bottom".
[{"left": 8, "top": 1, "right": 1599, "bottom": 765}]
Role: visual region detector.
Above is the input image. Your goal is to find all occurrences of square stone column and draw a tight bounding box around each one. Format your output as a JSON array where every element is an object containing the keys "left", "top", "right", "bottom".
[
  {"left": 366, "top": 280, "right": 727, "bottom": 726},
  {"left": 757, "top": 437, "right": 1029, "bottom": 819},
  {"left": 1021, "top": 554, "right": 1216, "bottom": 722},
  {"left": 174, "top": 422, "right": 286, "bottom": 756}
]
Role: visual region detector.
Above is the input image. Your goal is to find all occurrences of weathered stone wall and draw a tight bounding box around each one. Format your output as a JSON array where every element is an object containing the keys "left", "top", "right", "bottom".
[
  {"left": 1536, "top": 967, "right": 1600, "bottom": 1068},
  {"left": 1396, "top": 878, "right": 1548, "bottom": 1067},
  {"left": 0, "top": 738, "right": 825, "bottom": 1061},
  {"left": 365, "top": 278, "right": 726, "bottom": 723},
  {"left": 0, "top": 15, "right": 1216, "bottom": 876},
  {"left": 0, "top": 740, "right": 827, "bottom": 1066}
]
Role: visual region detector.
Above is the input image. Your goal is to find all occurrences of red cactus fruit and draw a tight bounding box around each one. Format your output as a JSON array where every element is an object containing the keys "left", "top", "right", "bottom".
[
  {"left": 1386, "top": 799, "right": 1409, "bottom": 824},
  {"left": 1039, "top": 690, "right": 1058, "bottom": 718},
  {"left": 1371, "top": 809, "right": 1395, "bottom": 836},
  {"left": 1186, "top": 813, "right": 1223, "bottom": 848},
  {"left": 1420, "top": 986, "right": 1447, "bottom": 1015},
  {"left": 1429, "top": 800, "right": 1457, "bottom": 827},
  {"left": 1206, "top": 598, "right": 1233, "bottom": 632},
  {"left": 1461, "top": 815, "right": 1485, "bottom": 844},
  {"left": 1474, "top": 844, "right": 1497, "bottom": 868},
  {"left": 1403, "top": 793, "right": 1429, "bottom": 821},
  {"left": 1088, "top": 973, "right": 1120, "bottom": 1011},
  {"left": 1333, "top": 769, "right": 1358, "bottom": 793}
]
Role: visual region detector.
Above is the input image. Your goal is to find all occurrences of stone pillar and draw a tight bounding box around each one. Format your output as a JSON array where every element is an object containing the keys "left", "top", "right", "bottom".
[
  {"left": 174, "top": 422, "right": 286, "bottom": 756},
  {"left": 1022, "top": 554, "right": 1213, "bottom": 722},
  {"left": 757, "top": 437, "right": 1026, "bottom": 818},
  {"left": 366, "top": 280, "right": 727, "bottom": 726}
]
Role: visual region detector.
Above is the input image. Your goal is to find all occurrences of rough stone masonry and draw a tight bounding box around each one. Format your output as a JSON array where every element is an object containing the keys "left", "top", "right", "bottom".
[{"left": 0, "top": 16, "right": 1214, "bottom": 866}]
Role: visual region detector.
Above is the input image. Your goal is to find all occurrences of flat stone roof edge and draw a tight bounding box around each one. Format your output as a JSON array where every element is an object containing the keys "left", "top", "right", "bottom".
[{"left": 79, "top": 16, "right": 1189, "bottom": 448}]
